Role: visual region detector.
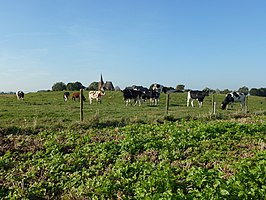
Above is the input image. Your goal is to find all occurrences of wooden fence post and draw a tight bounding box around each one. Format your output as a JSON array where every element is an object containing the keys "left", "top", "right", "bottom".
[
  {"left": 214, "top": 102, "right": 216, "bottom": 115},
  {"left": 80, "top": 89, "right": 83, "bottom": 122},
  {"left": 212, "top": 94, "right": 216, "bottom": 115},
  {"left": 165, "top": 93, "right": 170, "bottom": 115},
  {"left": 245, "top": 95, "right": 248, "bottom": 114}
]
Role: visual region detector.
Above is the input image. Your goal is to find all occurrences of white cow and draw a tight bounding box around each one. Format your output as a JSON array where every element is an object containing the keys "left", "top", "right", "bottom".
[{"left": 88, "top": 90, "right": 105, "bottom": 104}]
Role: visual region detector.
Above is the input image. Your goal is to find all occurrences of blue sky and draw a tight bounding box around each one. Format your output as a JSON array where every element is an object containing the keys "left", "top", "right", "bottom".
[{"left": 0, "top": 0, "right": 265, "bottom": 92}]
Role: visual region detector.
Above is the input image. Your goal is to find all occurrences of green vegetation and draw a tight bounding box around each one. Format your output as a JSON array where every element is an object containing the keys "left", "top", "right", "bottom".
[{"left": 0, "top": 91, "right": 266, "bottom": 199}]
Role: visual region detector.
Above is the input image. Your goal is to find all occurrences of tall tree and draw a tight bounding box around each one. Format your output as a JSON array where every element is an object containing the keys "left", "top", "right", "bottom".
[
  {"left": 67, "top": 82, "right": 85, "bottom": 91},
  {"left": 250, "top": 88, "right": 266, "bottom": 97},
  {"left": 238, "top": 86, "right": 249, "bottom": 95},
  {"left": 52, "top": 82, "right": 67, "bottom": 91},
  {"left": 87, "top": 82, "right": 98, "bottom": 91}
]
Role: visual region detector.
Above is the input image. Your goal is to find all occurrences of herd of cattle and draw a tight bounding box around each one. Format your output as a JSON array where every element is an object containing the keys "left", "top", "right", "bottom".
[{"left": 15, "top": 84, "right": 247, "bottom": 110}]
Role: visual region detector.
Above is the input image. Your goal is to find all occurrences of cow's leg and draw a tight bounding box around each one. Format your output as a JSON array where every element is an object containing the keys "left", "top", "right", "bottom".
[
  {"left": 125, "top": 99, "right": 131, "bottom": 106},
  {"left": 129, "top": 99, "right": 133, "bottom": 106},
  {"left": 139, "top": 98, "right": 143, "bottom": 106},
  {"left": 187, "top": 98, "right": 190, "bottom": 107},
  {"left": 191, "top": 99, "right": 194, "bottom": 107},
  {"left": 226, "top": 103, "right": 230, "bottom": 110},
  {"left": 198, "top": 100, "right": 202, "bottom": 108},
  {"left": 134, "top": 98, "right": 138, "bottom": 106},
  {"left": 240, "top": 101, "right": 245, "bottom": 110}
]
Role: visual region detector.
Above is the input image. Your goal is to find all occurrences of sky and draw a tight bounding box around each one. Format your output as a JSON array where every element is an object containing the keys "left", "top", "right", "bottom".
[{"left": 0, "top": 0, "right": 266, "bottom": 92}]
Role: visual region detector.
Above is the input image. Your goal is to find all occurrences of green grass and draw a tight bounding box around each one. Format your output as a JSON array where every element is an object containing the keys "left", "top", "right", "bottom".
[{"left": 0, "top": 91, "right": 265, "bottom": 129}]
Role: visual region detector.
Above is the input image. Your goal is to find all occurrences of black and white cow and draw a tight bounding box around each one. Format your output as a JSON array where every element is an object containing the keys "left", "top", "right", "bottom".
[
  {"left": 122, "top": 86, "right": 145, "bottom": 106},
  {"left": 16, "top": 90, "right": 24, "bottom": 100},
  {"left": 187, "top": 90, "right": 209, "bottom": 108},
  {"left": 63, "top": 92, "right": 70, "bottom": 101},
  {"left": 221, "top": 92, "right": 246, "bottom": 110},
  {"left": 149, "top": 83, "right": 164, "bottom": 105}
]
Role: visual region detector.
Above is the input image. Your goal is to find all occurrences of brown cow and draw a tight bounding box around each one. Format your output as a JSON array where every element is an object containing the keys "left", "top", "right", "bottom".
[{"left": 72, "top": 92, "right": 86, "bottom": 101}]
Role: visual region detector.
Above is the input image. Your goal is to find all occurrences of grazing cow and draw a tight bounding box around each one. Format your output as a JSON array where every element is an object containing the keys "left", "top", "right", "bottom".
[
  {"left": 63, "top": 92, "right": 70, "bottom": 101},
  {"left": 221, "top": 92, "right": 246, "bottom": 110},
  {"left": 16, "top": 90, "right": 24, "bottom": 100},
  {"left": 88, "top": 89, "right": 105, "bottom": 104},
  {"left": 187, "top": 90, "right": 209, "bottom": 108},
  {"left": 122, "top": 86, "right": 144, "bottom": 106},
  {"left": 72, "top": 92, "right": 86, "bottom": 101}
]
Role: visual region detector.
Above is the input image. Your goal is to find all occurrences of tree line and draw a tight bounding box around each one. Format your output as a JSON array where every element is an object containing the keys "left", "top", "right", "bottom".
[
  {"left": 52, "top": 82, "right": 266, "bottom": 97},
  {"left": 52, "top": 81, "right": 100, "bottom": 91}
]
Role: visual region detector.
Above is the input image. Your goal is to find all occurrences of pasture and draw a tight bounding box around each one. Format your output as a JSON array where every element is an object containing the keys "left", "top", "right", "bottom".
[
  {"left": 0, "top": 91, "right": 266, "bottom": 199},
  {"left": 0, "top": 91, "right": 266, "bottom": 129}
]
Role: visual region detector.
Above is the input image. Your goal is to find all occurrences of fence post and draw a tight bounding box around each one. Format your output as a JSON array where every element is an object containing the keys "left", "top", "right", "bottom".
[
  {"left": 80, "top": 89, "right": 84, "bottom": 122},
  {"left": 245, "top": 95, "right": 248, "bottom": 114},
  {"left": 212, "top": 94, "right": 216, "bottom": 115},
  {"left": 165, "top": 93, "right": 170, "bottom": 115}
]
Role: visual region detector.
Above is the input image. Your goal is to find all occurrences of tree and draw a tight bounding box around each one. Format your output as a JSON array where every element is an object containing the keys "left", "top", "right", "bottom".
[
  {"left": 238, "top": 86, "right": 249, "bottom": 95},
  {"left": 215, "top": 89, "right": 221, "bottom": 94},
  {"left": 250, "top": 88, "right": 258, "bottom": 96},
  {"left": 203, "top": 87, "right": 215, "bottom": 93},
  {"left": 87, "top": 82, "right": 98, "bottom": 91},
  {"left": 259, "top": 88, "right": 266, "bottom": 97},
  {"left": 222, "top": 89, "right": 231, "bottom": 94},
  {"left": 66, "top": 81, "right": 85, "bottom": 91},
  {"left": 52, "top": 82, "right": 67, "bottom": 91},
  {"left": 250, "top": 88, "right": 266, "bottom": 97}
]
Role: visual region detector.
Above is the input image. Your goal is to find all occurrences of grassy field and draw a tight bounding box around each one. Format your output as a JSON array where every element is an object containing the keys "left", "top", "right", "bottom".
[
  {"left": 0, "top": 91, "right": 265, "bottom": 129},
  {"left": 0, "top": 91, "right": 266, "bottom": 199}
]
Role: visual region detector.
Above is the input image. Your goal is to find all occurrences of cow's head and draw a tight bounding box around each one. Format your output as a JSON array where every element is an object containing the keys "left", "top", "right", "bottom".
[
  {"left": 202, "top": 89, "right": 209, "bottom": 96},
  {"left": 221, "top": 94, "right": 233, "bottom": 110},
  {"left": 151, "top": 83, "right": 163, "bottom": 93},
  {"left": 100, "top": 87, "right": 105, "bottom": 94}
]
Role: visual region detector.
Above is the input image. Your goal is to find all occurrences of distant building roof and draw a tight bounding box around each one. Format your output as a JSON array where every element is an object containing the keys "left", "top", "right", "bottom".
[{"left": 105, "top": 81, "right": 114, "bottom": 91}]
